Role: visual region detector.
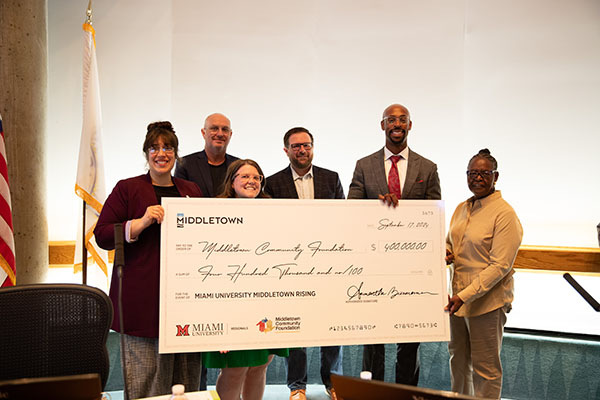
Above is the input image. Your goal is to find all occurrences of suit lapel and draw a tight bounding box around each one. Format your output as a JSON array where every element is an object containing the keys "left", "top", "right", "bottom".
[
  {"left": 403, "top": 150, "right": 420, "bottom": 198},
  {"left": 284, "top": 166, "right": 299, "bottom": 198},
  {"left": 198, "top": 151, "right": 215, "bottom": 196},
  {"left": 312, "top": 166, "right": 323, "bottom": 198},
  {"left": 372, "top": 149, "right": 388, "bottom": 195},
  {"left": 225, "top": 154, "right": 236, "bottom": 169}
]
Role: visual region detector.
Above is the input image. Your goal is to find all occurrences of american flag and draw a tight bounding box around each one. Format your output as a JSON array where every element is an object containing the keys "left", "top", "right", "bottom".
[{"left": 0, "top": 114, "right": 16, "bottom": 287}]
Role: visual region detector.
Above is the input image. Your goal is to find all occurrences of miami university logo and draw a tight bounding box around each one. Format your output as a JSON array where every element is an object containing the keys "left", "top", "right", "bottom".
[{"left": 176, "top": 324, "right": 190, "bottom": 336}]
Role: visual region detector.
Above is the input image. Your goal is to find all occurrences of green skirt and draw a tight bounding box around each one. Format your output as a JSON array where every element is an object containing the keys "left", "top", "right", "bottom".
[{"left": 203, "top": 348, "right": 289, "bottom": 368}]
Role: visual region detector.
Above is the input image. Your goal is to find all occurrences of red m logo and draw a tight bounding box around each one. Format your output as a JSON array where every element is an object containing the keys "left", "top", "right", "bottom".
[{"left": 176, "top": 324, "right": 190, "bottom": 336}]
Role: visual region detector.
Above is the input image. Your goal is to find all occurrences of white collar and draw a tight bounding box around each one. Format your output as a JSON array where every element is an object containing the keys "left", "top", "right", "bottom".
[
  {"left": 384, "top": 146, "right": 409, "bottom": 161},
  {"left": 291, "top": 165, "right": 314, "bottom": 180}
]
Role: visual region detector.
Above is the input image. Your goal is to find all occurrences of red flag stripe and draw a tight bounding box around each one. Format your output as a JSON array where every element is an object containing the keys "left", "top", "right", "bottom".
[
  {"left": 0, "top": 115, "right": 16, "bottom": 286},
  {"left": 0, "top": 192, "right": 13, "bottom": 226},
  {"left": 0, "top": 237, "right": 15, "bottom": 268},
  {"left": 0, "top": 135, "right": 8, "bottom": 185}
]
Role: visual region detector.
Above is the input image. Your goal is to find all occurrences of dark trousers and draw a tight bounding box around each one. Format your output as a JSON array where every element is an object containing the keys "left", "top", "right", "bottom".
[
  {"left": 286, "top": 346, "right": 343, "bottom": 390},
  {"left": 199, "top": 365, "right": 207, "bottom": 391},
  {"left": 362, "top": 342, "right": 420, "bottom": 385}
]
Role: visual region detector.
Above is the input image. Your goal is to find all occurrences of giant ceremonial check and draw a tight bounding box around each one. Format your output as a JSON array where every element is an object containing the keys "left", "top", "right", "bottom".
[{"left": 159, "top": 198, "right": 449, "bottom": 353}]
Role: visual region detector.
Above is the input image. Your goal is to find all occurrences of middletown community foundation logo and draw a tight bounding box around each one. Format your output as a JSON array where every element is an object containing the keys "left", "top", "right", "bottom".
[{"left": 256, "top": 318, "right": 274, "bottom": 333}]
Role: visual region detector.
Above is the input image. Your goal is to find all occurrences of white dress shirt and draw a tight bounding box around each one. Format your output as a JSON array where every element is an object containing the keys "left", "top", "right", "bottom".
[
  {"left": 384, "top": 146, "right": 409, "bottom": 192},
  {"left": 291, "top": 165, "right": 314, "bottom": 200}
]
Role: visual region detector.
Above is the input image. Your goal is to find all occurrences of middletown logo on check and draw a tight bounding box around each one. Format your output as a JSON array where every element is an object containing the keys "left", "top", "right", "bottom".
[{"left": 176, "top": 213, "right": 244, "bottom": 228}]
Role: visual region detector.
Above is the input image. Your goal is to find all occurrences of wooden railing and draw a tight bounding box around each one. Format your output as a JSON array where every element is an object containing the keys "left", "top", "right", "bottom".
[
  {"left": 49, "top": 241, "right": 114, "bottom": 265},
  {"left": 513, "top": 245, "right": 600, "bottom": 273},
  {"left": 49, "top": 241, "right": 600, "bottom": 273}
]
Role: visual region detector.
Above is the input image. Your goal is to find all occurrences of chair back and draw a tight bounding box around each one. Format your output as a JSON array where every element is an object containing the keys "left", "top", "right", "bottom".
[{"left": 0, "top": 284, "right": 113, "bottom": 389}]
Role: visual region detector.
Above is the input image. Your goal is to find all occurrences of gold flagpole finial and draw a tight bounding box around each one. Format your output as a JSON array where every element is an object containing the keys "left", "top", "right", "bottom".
[{"left": 85, "top": 0, "right": 93, "bottom": 25}]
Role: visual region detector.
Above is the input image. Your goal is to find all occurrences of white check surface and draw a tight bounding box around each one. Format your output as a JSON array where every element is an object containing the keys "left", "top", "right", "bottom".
[{"left": 159, "top": 198, "right": 449, "bottom": 353}]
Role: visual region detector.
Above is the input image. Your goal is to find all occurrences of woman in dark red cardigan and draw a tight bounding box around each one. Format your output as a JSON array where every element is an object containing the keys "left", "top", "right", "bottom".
[{"left": 95, "top": 121, "right": 202, "bottom": 399}]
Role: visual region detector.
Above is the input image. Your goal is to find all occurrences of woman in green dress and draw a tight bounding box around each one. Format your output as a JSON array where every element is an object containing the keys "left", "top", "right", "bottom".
[{"left": 204, "top": 159, "right": 289, "bottom": 400}]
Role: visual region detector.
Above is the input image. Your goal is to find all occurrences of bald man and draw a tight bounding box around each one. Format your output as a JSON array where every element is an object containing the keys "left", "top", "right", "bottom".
[
  {"left": 174, "top": 113, "right": 240, "bottom": 390},
  {"left": 175, "top": 113, "right": 240, "bottom": 197},
  {"left": 348, "top": 103, "right": 441, "bottom": 385}
]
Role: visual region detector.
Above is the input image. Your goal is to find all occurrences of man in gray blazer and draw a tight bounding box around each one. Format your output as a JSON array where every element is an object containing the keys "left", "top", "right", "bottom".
[
  {"left": 265, "top": 127, "right": 344, "bottom": 400},
  {"left": 348, "top": 104, "right": 441, "bottom": 386},
  {"left": 174, "top": 113, "right": 239, "bottom": 197}
]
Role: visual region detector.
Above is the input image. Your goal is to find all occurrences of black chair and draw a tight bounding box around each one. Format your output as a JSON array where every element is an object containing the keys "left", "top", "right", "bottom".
[{"left": 0, "top": 283, "right": 113, "bottom": 389}]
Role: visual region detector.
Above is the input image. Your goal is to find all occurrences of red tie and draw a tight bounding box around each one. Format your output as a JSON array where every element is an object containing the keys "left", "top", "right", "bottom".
[{"left": 388, "top": 155, "right": 402, "bottom": 199}]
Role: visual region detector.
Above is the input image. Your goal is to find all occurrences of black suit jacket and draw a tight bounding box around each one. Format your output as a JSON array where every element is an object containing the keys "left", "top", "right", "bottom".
[
  {"left": 174, "top": 150, "right": 239, "bottom": 197},
  {"left": 264, "top": 165, "right": 345, "bottom": 199}
]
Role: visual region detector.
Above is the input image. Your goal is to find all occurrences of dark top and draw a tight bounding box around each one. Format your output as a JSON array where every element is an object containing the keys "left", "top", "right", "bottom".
[
  {"left": 154, "top": 184, "right": 180, "bottom": 202},
  {"left": 209, "top": 162, "right": 228, "bottom": 197},
  {"left": 174, "top": 150, "right": 239, "bottom": 197}
]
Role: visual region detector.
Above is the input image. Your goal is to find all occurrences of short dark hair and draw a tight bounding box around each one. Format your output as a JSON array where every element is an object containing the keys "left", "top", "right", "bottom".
[
  {"left": 143, "top": 121, "right": 180, "bottom": 161},
  {"left": 217, "top": 159, "right": 270, "bottom": 198},
  {"left": 468, "top": 148, "right": 498, "bottom": 170},
  {"left": 283, "top": 127, "right": 314, "bottom": 147}
]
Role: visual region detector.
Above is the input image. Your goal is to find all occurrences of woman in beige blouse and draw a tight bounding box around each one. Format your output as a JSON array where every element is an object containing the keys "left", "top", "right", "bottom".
[{"left": 445, "top": 148, "right": 523, "bottom": 399}]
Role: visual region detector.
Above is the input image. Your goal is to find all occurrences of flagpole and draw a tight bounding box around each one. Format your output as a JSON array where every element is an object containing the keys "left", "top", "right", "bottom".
[
  {"left": 76, "top": 0, "right": 107, "bottom": 288},
  {"left": 82, "top": 199, "right": 88, "bottom": 284},
  {"left": 80, "top": 0, "right": 92, "bottom": 286},
  {"left": 85, "top": 0, "right": 92, "bottom": 24}
]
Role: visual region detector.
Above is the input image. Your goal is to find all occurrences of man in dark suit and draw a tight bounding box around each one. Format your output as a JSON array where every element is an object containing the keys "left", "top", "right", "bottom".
[
  {"left": 174, "top": 113, "right": 239, "bottom": 197},
  {"left": 348, "top": 104, "right": 441, "bottom": 386},
  {"left": 174, "top": 113, "right": 239, "bottom": 390},
  {"left": 265, "top": 127, "right": 344, "bottom": 400}
]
